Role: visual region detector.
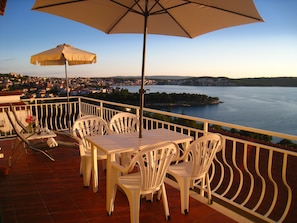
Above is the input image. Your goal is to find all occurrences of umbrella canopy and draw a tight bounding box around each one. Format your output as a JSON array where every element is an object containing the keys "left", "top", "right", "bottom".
[
  {"left": 32, "top": 0, "right": 263, "bottom": 137},
  {"left": 31, "top": 43, "right": 97, "bottom": 66},
  {"left": 31, "top": 43, "right": 97, "bottom": 131}
]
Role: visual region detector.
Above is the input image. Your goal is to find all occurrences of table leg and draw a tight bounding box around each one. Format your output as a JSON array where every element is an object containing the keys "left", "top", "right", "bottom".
[
  {"left": 106, "top": 154, "right": 115, "bottom": 214},
  {"left": 91, "top": 144, "right": 98, "bottom": 193}
]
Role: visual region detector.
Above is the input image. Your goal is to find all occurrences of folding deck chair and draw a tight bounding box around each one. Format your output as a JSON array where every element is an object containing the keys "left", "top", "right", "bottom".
[{"left": 5, "top": 108, "right": 59, "bottom": 167}]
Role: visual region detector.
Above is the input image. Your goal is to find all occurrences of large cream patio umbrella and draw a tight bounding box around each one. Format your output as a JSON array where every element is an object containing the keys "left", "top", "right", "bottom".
[
  {"left": 31, "top": 43, "right": 97, "bottom": 131},
  {"left": 32, "top": 0, "right": 263, "bottom": 138}
]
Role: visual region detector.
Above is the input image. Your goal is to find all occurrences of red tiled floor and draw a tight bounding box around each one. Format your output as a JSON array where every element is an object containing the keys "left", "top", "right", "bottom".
[{"left": 0, "top": 137, "right": 238, "bottom": 223}]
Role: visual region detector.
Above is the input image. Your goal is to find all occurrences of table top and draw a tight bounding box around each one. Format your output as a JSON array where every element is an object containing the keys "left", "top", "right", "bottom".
[
  {"left": 86, "top": 128, "right": 193, "bottom": 155},
  {"left": 24, "top": 130, "right": 57, "bottom": 140}
]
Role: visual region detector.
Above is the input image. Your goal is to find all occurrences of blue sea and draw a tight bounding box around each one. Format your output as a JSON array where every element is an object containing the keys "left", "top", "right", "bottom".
[{"left": 121, "top": 85, "right": 297, "bottom": 137}]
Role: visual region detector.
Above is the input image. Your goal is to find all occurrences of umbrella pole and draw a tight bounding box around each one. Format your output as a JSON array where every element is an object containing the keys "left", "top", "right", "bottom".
[
  {"left": 65, "top": 63, "right": 71, "bottom": 132},
  {"left": 139, "top": 0, "right": 149, "bottom": 138}
]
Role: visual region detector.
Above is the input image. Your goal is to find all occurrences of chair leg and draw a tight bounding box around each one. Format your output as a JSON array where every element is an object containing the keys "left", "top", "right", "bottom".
[
  {"left": 206, "top": 174, "right": 212, "bottom": 204},
  {"left": 114, "top": 186, "right": 141, "bottom": 223},
  {"left": 178, "top": 177, "right": 191, "bottom": 215},
  {"left": 30, "top": 147, "right": 55, "bottom": 161},
  {"left": 108, "top": 185, "right": 117, "bottom": 215},
  {"left": 161, "top": 183, "right": 170, "bottom": 220},
  {"left": 9, "top": 148, "right": 25, "bottom": 167},
  {"left": 9, "top": 140, "right": 24, "bottom": 167},
  {"left": 200, "top": 177, "right": 206, "bottom": 197},
  {"left": 126, "top": 190, "right": 140, "bottom": 223},
  {"left": 83, "top": 156, "right": 92, "bottom": 187},
  {"left": 108, "top": 169, "right": 119, "bottom": 215}
]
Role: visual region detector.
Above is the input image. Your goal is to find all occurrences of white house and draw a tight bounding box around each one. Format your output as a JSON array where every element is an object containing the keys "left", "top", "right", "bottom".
[{"left": 0, "top": 91, "right": 27, "bottom": 133}]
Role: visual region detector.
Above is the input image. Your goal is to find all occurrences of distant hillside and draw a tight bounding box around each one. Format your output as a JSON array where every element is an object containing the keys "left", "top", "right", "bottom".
[
  {"left": 2, "top": 73, "right": 297, "bottom": 88},
  {"left": 232, "top": 77, "right": 297, "bottom": 87},
  {"left": 145, "top": 76, "right": 297, "bottom": 87}
]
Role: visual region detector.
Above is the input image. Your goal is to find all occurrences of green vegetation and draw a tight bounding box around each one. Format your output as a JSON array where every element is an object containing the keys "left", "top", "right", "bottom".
[
  {"left": 278, "top": 139, "right": 297, "bottom": 149},
  {"left": 88, "top": 89, "right": 139, "bottom": 105},
  {"left": 88, "top": 89, "right": 220, "bottom": 107}
]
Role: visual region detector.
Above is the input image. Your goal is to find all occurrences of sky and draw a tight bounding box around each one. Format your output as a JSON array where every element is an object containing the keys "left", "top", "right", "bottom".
[{"left": 0, "top": 0, "right": 297, "bottom": 79}]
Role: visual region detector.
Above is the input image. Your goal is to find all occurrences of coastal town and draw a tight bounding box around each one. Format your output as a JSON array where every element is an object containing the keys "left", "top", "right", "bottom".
[
  {"left": 2, "top": 72, "right": 297, "bottom": 100},
  {"left": 0, "top": 72, "right": 233, "bottom": 99},
  {"left": 0, "top": 72, "right": 158, "bottom": 99}
]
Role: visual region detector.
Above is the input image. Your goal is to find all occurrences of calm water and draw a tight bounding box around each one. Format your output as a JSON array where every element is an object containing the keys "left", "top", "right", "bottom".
[{"left": 121, "top": 85, "right": 297, "bottom": 136}]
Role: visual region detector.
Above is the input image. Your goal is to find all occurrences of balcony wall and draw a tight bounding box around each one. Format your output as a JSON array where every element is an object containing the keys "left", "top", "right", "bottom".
[{"left": 1, "top": 96, "right": 297, "bottom": 223}]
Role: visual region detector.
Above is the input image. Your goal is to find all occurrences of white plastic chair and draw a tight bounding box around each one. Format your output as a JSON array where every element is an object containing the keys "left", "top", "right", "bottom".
[
  {"left": 109, "top": 112, "right": 139, "bottom": 134},
  {"left": 109, "top": 112, "right": 139, "bottom": 166},
  {"left": 109, "top": 141, "right": 178, "bottom": 223},
  {"left": 72, "top": 115, "right": 110, "bottom": 187},
  {"left": 167, "top": 133, "right": 224, "bottom": 214}
]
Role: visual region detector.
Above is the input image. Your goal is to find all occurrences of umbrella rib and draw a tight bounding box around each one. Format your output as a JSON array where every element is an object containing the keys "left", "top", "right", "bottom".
[
  {"left": 146, "top": 0, "right": 160, "bottom": 14},
  {"left": 111, "top": 0, "right": 142, "bottom": 14},
  {"left": 151, "top": 0, "right": 263, "bottom": 38},
  {"left": 150, "top": 1, "right": 189, "bottom": 15},
  {"left": 153, "top": 1, "right": 193, "bottom": 38},
  {"left": 32, "top": 0, "right": 84, "bottom": 10},
  {"left": 107, "top": 0, "right": 143, "bottom": 33},
  {"left": 111, "top": 0, "right": 155, "bottom": 15},
  {"left": 188, "top": 0, "right": 264, "bottom": 22},
  {"left": 109, "top": 0, "right": 193, "bottom": 37}
]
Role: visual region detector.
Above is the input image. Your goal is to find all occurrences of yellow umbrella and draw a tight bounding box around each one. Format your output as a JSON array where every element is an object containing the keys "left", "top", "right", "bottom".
[
  {"left": 31, "top": 43, "right": 97, "bottom": 66},
  {"left": 32, "top": 0, "right": 263, "bottom": 138},
  {"left": 31, "top": 43, "right": 97, "bottom": 131}
]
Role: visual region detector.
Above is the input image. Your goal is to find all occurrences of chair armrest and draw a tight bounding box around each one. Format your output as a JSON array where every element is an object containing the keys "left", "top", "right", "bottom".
[
  {"left": 106, "top": 127, "right": 113, "bottom": 135},
  {"left": 111, "top": 161, "right": 131, "bottom": 174},
  {"left": 72, "top": 135, "right": 82, "bottom": 144},
  {"left": 172, "top": 145, "right": 190, "bottom": 164},
  {"left": 70, "top": 135, "right": 87, "bottom": 155}
]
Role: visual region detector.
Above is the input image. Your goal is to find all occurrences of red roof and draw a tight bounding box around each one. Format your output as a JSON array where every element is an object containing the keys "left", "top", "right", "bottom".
[{"left": 0, "top": 90, "right": 22, "bottom": 96}]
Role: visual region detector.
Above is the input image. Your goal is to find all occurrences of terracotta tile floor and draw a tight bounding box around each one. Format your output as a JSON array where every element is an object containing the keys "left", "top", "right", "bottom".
[{"left": 0, "top": 137, "right": 238, "bottom": 223}]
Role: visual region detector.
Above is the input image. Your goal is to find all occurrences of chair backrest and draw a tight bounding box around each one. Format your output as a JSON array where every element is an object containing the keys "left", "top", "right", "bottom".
[
  {"left": 72, "top": 115, "right": 110, "bottom": 154},
  {"left": 5, "top": 108, "right": 30, "bottom": 146},
  {"left": 185, "top": 133, "right": 224, "bottom": 179},
  {"left": 9, "top": 103, "right": 29, "bottom": 133},
  {"left": 128, "top": 142, "right": 178, "bottom": 193},
  {"left": 109, "top": 112, "right": 139, "bottom": 134}
]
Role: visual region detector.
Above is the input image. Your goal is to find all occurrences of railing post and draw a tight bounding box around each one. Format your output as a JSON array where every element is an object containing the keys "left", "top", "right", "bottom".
[
  {"left": 99, "top": 100, "right": 103, "bottom": 119},
  {"left": 135, "top": 108, "right": 140, "bottom": 120},
  {"left": 78, "top": 97, "right": 82, "bottom": 118},
  {"left": 203, "top": 121, "right": 209, "bottom": 134},
  {"left": 34, "top": 98, "right": 38, "bottom": 123}
]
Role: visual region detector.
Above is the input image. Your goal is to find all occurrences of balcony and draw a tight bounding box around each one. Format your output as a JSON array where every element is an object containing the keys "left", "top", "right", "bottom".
[{"left": 1, "top": 96, "right": 297, "bottom": 223}]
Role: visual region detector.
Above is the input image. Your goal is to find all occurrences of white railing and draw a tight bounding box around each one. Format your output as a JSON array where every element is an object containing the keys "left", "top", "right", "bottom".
[{"left": 1, "top": 96, "right": 297, "bottom": 223}]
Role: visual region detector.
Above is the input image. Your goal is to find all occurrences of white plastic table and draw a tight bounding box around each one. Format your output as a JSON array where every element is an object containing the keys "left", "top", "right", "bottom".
[{"left": 85, "top": 128, "right": 193, "bottom": 213}]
